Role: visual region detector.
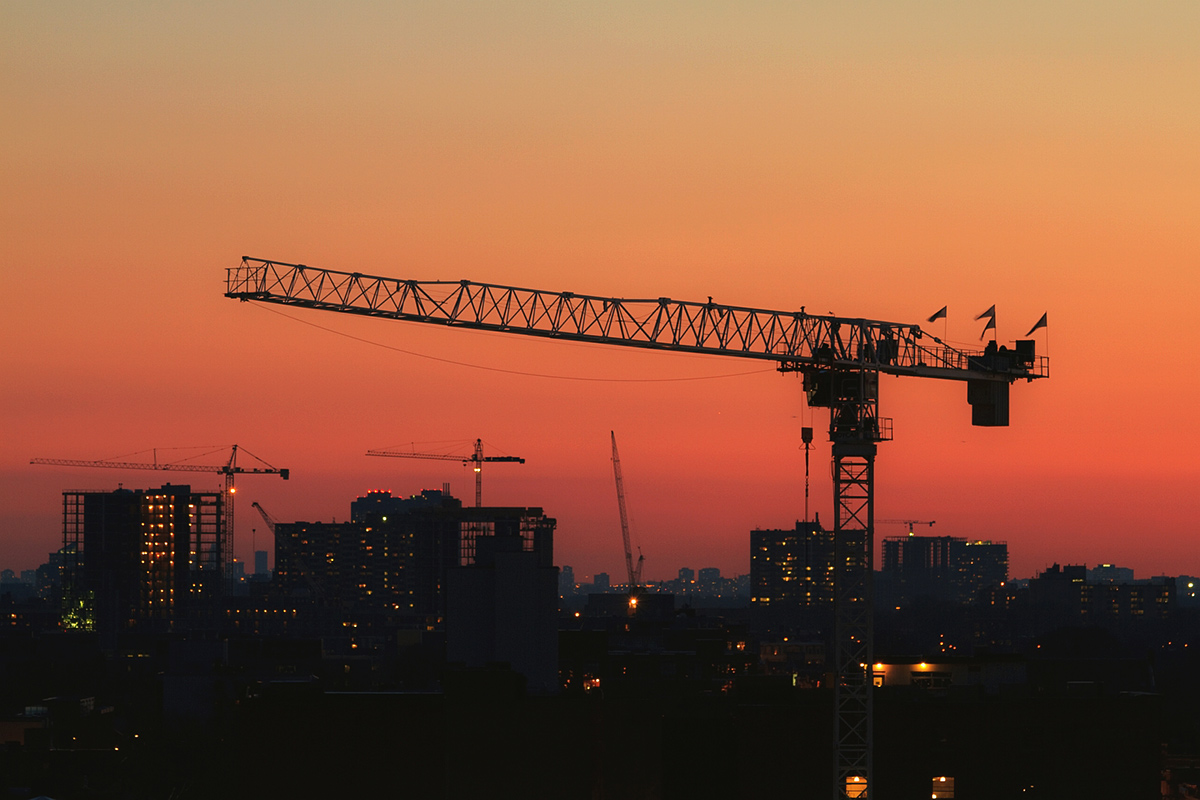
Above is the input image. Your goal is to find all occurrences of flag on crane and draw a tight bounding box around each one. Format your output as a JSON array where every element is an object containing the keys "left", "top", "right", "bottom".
[
  {"left": 927, "top": 305, "right": 947, "bottom": 322},
  {"left": 1025, "top": 312, "right": 1048, "bottom": 336},
  {"left": 976, "top": 304, "right": 997, "bottom": 340}
]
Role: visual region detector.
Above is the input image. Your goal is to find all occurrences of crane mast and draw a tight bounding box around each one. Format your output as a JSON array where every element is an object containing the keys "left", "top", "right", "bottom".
[{"left": 227, "top": 257, "right": 1047, "bottom": 799}]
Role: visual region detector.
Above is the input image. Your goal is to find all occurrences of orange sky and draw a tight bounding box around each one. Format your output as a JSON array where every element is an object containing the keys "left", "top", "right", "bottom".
[{"left": 3, "top": 3, "right": 1199, "bottom": 581}]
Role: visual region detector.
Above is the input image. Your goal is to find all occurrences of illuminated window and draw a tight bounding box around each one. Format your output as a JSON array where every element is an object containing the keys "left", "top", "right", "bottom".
[
  {"left": 844, "top": 776, "right": 868, "bottom": 798},
  {"left": 931, "top": 776, "right": 955, "bottom": 798}
]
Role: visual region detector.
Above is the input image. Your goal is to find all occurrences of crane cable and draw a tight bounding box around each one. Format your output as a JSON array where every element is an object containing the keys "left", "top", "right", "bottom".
[{"left": 252, "top": 303, "right": 776, "bottom": 384}]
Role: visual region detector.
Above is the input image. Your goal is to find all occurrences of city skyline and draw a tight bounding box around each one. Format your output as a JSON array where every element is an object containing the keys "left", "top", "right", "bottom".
[
  {"left": 4, "top": 4, "right": 1200, "bottom": 582},
  {"left": 1, "top": 477, "right": 1182, "bottom": 588}
]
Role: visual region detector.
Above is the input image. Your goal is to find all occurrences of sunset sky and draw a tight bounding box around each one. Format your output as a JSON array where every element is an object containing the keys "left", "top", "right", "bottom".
[{"left": 3, "top": 2, "right": 1198, "bottom": 582}]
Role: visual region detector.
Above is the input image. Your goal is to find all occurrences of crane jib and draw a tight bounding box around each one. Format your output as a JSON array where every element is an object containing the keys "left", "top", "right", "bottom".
[{"left": 227, "top": 257, "right": 1048, "bottom": 387}]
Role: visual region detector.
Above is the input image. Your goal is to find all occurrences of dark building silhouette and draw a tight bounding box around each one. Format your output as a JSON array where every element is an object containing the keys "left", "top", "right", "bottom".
[
  {"left": 697, "top": 566, "right": 721, "bottom": 592},
  {"left": 1028, "top": 563, "right": 1174, "bottom": 629},
  {"left": 274, "top": 490, "right": 463, "bottom": 625},
  {"left": 349, "top": 486, "right": 451, "bottom": 523},
  {"left": 446, "top": 508, "right": 558, "bottom": 692},
  {"left": 274, "top": 489, "right": 559, "bottom": 644},
  {"left": 1089, "top": 563, "right": 1135, "bottom": 584},
  {"left": 880, "top": 535, "right": 1008, "bottom": 607},
  {"left": 60, "top": 484, "right": 223, "bottom": 646},
  {"left": 954, "top": 539, "right": 1008, "bottom": 602},
  {"left": 558, "top": 564, "right": 575, "bottom": 596},
  {"left": 750, "top": 518, "right": 834, "bottom": 613}
]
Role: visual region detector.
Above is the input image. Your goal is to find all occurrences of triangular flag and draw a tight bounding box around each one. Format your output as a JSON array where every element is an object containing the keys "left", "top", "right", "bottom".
[
  {"left": 927, "top": 306, "right": 947, "bottom": 322},
  {"left": 1025, "top": 313, "right": 1048, "bottom": 336},
  {"left": 975, "top": 305, "right": 996, "bottom": 321},
  {"left": 979, "top": 316, "right": 996, "bottom": 340}
]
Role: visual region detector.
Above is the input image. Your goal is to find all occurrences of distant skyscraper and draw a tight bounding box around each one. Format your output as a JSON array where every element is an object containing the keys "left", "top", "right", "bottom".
[
  {"left": 594, "top": 572, "right": 610, "bottom": 592},
  {"left": 678, "top": 567, "right": 695, "bottom": 583},
  {"left": 254, "top": 550, "right": 269, "bottom": 576},
  {"left": 750, "top": 518, "right": 834, "bottom": 612},
  {"left": 559, "top": 564, "right": 575, "bottom": 596}
]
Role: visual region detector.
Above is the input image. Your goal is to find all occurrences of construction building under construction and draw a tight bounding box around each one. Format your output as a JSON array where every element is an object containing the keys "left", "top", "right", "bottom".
[{"left": 60, "top": 483, "right": 223, "bottom": 646}]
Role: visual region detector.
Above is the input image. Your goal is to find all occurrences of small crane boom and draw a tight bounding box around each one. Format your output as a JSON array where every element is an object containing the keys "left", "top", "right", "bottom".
[
  {"left": 366, "top": 438, "right": 524, "bottom": 507},
  {"left": 877, "top": 519, "right": 936, "bottom": 536}
]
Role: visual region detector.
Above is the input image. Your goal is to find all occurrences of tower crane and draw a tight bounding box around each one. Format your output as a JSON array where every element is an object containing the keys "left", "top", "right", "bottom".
[
  {"left": 365, "top": 438, "right": 524, "bottom": 507},
  {"left": 878, "top": 519, "right": 936, "bottom": 536},
  {"left": 31, "top": 444, "right": 289, "bottom": 578},
  {"left": 227, "top": 256, "right": 1048, "bottom": 799},
  {"left": 610, "top": 432, "right": 644, "bottom": 607}
]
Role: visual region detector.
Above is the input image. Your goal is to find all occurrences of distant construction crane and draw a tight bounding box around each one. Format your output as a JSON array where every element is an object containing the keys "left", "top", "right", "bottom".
[
  {"left": 31, "top": 444, "right": 289, "bottom": 577},
  {"left": 610, "top": 432, "right": 644, "bottom": 608},
  {"left": 252, "top": 500, "right": 277, "bottom": 533},
  {"left": 366, "top": 438, "right": 524, "bottom": 507},
  {"left": 878, "top": 519, "right": 936, "bottom": 536},
  {"left": 227, "top": 256, "right": 1047, "bottom": 799}
]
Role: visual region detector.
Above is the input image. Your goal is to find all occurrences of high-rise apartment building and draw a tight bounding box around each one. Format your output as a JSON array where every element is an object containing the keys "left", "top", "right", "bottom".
[
  {"left": 61, "top": 484, "right": 223, "bottom": 644},
  {"left": 880, "top": 535, "right": 1008, "bottom": 606},
  {"left": 274, "top": 489, "right": 557, "bottom": 630},
  {"left": 750, "top": 519, "right": 835, "bottom": 612}
]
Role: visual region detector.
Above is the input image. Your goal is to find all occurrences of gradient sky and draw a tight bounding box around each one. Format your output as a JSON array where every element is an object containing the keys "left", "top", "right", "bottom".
[{"left": 3, "top": 2, "right": 1198, "bottom": 581}]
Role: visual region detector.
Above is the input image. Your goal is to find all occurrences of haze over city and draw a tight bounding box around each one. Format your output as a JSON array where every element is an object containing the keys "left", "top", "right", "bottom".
[{"left": 4, "top": 2, "right": 1199, "bottom": 582}]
